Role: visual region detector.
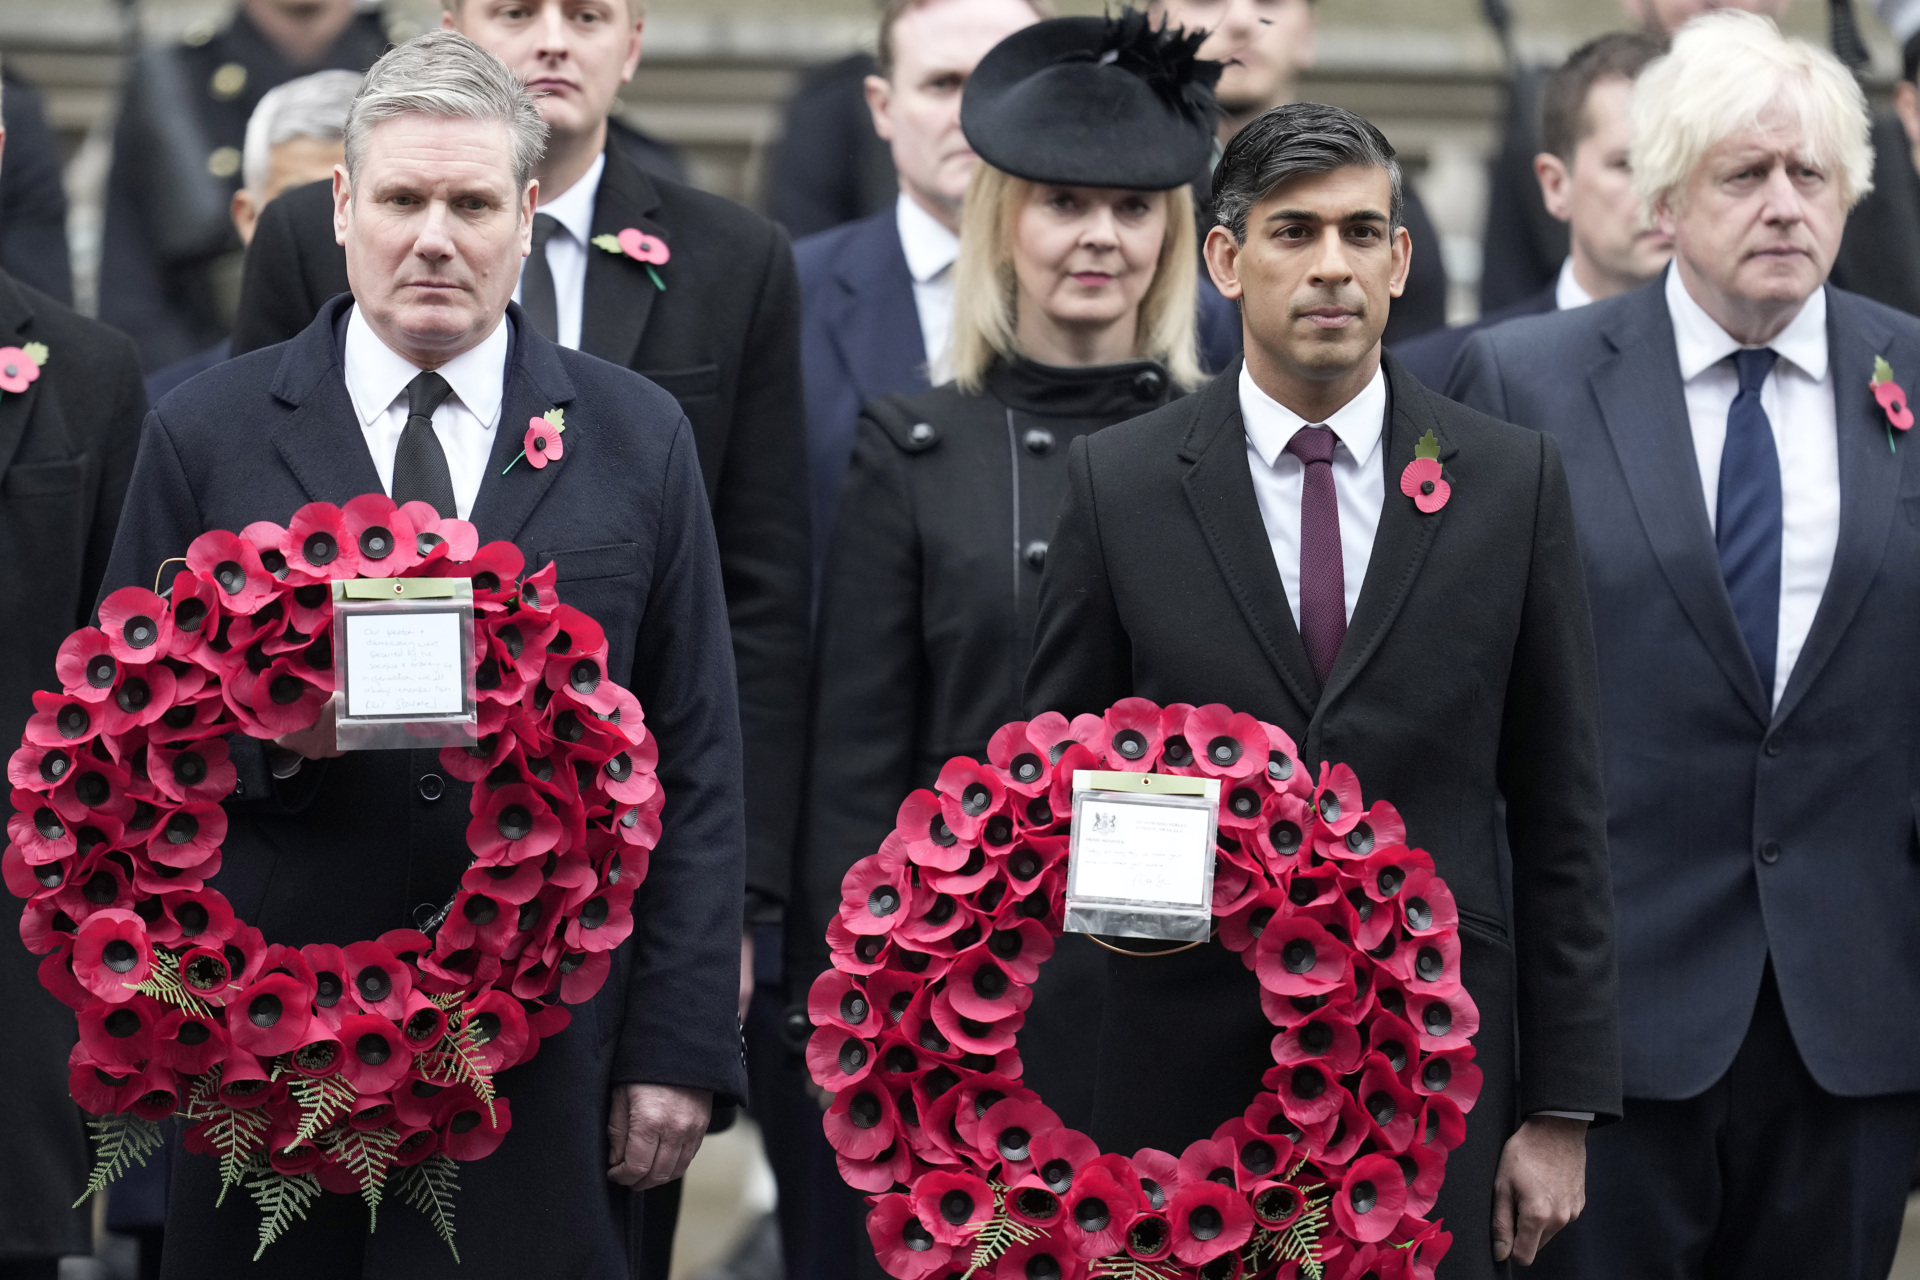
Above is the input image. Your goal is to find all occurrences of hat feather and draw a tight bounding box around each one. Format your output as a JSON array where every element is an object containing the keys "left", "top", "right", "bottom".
[{"left": 1089, "top": 9, "right": 1223, "bottom": 127}]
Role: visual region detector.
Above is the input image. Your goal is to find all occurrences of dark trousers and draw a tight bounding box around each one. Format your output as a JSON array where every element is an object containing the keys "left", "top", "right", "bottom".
[{"left": 1535, "top": 965, "right": 1920, "bottom": 1280}]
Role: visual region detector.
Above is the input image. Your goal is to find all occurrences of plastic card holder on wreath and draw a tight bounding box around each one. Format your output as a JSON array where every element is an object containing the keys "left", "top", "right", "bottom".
[
  {"left": 330, "top": 577, "right": 478, "bottom": 750},
  {"left": 1064, "top": 769, "right": 1219, "bottom": 942}
]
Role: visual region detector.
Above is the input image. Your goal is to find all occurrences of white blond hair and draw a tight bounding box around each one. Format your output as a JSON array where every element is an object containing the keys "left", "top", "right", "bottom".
[
  {"left": 949, "top": 164, "right": 1202, "bottom": 395},
  {"left": 1630, "top": 9, "right": 1873, "bottom": 219}
]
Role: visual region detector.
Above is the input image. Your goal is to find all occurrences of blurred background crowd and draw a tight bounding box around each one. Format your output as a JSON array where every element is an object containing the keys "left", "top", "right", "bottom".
[{"left": 5, "top": 0, "right": 1920, "bottom": 1277}]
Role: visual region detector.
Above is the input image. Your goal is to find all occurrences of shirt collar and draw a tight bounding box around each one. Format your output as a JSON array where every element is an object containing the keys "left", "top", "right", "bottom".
[
  {"left": 344, "top": 304, "right": 511, "bottom": 430},
  {"left": 1665, "top": 260, "right": 1828, "bottom": 384},
  {"left": 896, "top": 191, "right": 959, "bottom": 285},
  {"left": 537, "top": 150, "right": 605, "bottom": 248},
  {"left": 1240, "top": 360, "right": 1387, "bottom": 472},
  {"left": 1554, "top": 257, "right": 1594, "bottom": 311}
]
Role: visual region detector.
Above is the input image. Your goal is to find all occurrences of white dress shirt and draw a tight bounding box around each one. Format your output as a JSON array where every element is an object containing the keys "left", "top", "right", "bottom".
[
  {"left": 1241, "top": 362, "right": 1387, "bottom": 627},
  {"left": 896, "top": 192, "right": 960, "bottom": 385},
  {"left": 1666, "top": 264, "right": 1838, "bottom": 708},
  {"left": 343, "top": 304, "right": 509, "bottom": 521},
  {"left": 1554, "top": 257, "right": 1595, "bottom": 311},
  {"left": 512, "top": 150, "right": 604, "bottom": 352}
]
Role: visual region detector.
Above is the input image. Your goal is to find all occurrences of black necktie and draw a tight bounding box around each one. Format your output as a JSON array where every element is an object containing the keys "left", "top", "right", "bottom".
[
  {"left": 391, "top": 370, "right": 456, "bottom": 519},
  {"left": 1716, "top": 347, "right": 1782, "bottom": 698},
  {"left": 520, "top": 213, "right": 561, "bottom": 342}
]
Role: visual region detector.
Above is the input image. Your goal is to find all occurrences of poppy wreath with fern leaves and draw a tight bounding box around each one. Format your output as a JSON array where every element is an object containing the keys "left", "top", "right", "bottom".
[
  {"left": 808, "top": 699, "right": 1479, "bottom": 1280},
  {"left": 5, "top": 494, "right": 662, "bottom": 1260}
]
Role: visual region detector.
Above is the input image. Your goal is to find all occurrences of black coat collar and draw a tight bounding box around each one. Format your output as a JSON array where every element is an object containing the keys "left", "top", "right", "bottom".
[
  {"left": 986, "top": 357, "right": 1172, "bottom": 419},
  {"left": 0, "top": 271, "right": 47, "bottom": 477}
]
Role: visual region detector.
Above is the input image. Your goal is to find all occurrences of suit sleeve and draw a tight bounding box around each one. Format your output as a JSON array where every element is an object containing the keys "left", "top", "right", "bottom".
[
  {"left": 612, "top": 418, "right": 750, "bottom": 1101},
  {"left": 1023, "top": 434, "right": 1133, "bottom": 720},
  {"left": 790, "top": 414, "right": 923, "bottom": 992},
  {"left": 709, "top": 221, "right": 811, "bottom": 919},
  {"left": 1498, "top": 430, "right": 1622, "bottom": 1123},
  {"left": 229, "top": 190, "right": 323, "bottom": 357},
  {"left": 1444, "top": 330, "right": 1512, "bottom": 419}
]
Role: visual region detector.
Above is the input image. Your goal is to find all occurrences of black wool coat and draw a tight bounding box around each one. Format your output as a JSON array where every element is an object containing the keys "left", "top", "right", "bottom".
[
  {"left": 227, "top": 144, "right": 809, "bottom": 918},
  {"left": 101, "top": 297, "right": 747, "bottom": 1280},
  {"left": 0, "top": 270, "right": 148, "bottom": 1259},
  {"left": 1023, "top": 354, "right": 1620, "bottom": 1279},
  {"left": 795, "top": 358, "right": 1176, "bottom": 1129}
]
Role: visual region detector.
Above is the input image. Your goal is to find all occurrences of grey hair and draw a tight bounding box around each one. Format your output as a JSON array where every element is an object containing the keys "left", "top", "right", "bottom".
[
  {"left": 1212, "top": 101, "right": 1404, "bottom": 243},
  {"left": 243, "top": 70, "right": 363, "bottom": 195},
  {"left": 344, "top": 31, "right": 548, "bottom": 193}
]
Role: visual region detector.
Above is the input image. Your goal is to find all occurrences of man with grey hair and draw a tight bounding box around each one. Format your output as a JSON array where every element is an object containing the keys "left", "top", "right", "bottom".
[
  {"left": 1454, "top": 12, "right": 1920, "bottom": 1277},
  {"left": 101, "top": 30, "right": 748, "bottom": 1279}
]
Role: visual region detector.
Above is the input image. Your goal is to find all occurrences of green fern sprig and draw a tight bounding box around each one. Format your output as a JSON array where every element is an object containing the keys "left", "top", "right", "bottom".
[
  {"left": 961, "top": 1182, "right": 1044, "bottom": 1276},
  {"left": 72, "top": 1114, "right": 166, "bottom": 1206},
  {"left": 246, "top": 1168, "right": 324, "bottom": 1260},
  {"left": 426, "top": 1009, "right": 498, "bottom": 1122},
  {"left": 180, "top": 1068, "right": 273, "bottom": 1206},
  {"left": 1088, "top": 1257, "right": 1181, "bottom": 1280},
  {"left": 327, "top": 1125, "right": 401, "bottom": 1230},
  {"left": 289, "top": 1074, "right": 357, "bottom": 1148},
  {"left": 133, "top": 948, "right": 214, "bottom": 1018},
  {"left": 397, "top": 1153, "right": 463, "bottom": 1262}
]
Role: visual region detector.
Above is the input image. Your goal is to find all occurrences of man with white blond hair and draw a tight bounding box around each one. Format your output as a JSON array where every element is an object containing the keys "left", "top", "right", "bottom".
[
  {"left": 102, "top": 31, "right": 748, "bottom": 1279},
  {"left": 1454, "top": 12, "right": 1920, "bottom": 1276}
]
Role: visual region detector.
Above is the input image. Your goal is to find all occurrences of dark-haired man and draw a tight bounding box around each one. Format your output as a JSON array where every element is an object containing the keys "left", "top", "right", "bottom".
[
  {"left": 1395, "top": 31, "right": 1669, "bottom": 389},
  {"left": 1025, "top": 100, "right": 1619, "bottom": 1275}
]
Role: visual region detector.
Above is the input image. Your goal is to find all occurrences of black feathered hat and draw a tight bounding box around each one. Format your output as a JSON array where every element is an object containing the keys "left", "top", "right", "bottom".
[{"left": 960, "top": 11, "right": 1222, "bottom": 192}]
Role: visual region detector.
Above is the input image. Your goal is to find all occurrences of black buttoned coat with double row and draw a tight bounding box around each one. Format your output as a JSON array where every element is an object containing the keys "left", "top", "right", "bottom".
[{"left": 794, "top": 357, "right": 1175, "bottom": 1129}]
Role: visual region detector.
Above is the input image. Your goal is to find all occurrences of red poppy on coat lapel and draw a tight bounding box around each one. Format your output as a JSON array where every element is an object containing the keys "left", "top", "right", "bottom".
[
  {"left": 521, "top": 416, "right": 565, "bottom": 470},
  {"left": 1168, "top": 1178, "right": 1254, "bottom": 1265},
  {"left": 0, "top": 343, "right": 45, "bottom": 394},
  {"left": 1334, "top": 1153, "right": 1408, "bottom": 1242},
  {"left": 437, "top": 1094, "right": 512, "bottom": 1160},
  {"left": 1399, "top": 457, "right": 1450, "bottom": 513},
  {"left": 72, "top": 907, "right": 150, "bottom": 1002},
  {"left": 1873, "top": 356, "right": 1912, "bottom": 446},
  {"left": 866, "top": 1193, "right": 954, "bottom": 1279}
]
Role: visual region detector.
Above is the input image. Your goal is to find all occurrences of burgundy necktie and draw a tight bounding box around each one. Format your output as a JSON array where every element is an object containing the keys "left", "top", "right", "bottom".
[{"left": 1285, "top": 425, "right": 1346, "bottom": 685}]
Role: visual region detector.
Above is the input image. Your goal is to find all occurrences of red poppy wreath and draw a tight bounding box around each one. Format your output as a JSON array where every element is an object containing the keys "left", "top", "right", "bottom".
[
  {"left": 5, "top": 495, "right": 661, "bottom": 1260},
  {"left": 807, "top": 700, "right": 1480, "bottom": 1280}
]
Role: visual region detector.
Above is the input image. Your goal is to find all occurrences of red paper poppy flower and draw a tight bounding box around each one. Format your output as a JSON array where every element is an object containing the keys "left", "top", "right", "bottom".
[
  {"left": 1876, "top": 376, "right": 1914, "bottom": 431},
  {"left": 1400, "top": 457, "right": 1451, "bottom": 513},
  {"left": 809, "top": 970, "right": 880, "bottom": 1036},
  {"left": 1169, "top": 1179, "right": 1254, "bottom": 1265},
  {"left": 56, "top": 629, "right": 122, "bottom": 704},
  {"left": 146, "top": 801, "right": 228, "bottom": 871},
  {"left": 468, "top": 783, "right": 563, "bottom": 865},
  {"left": 464, "top": 990, "right": 531, "bottom": 1073},
  {"left": 1411, "top": 1045, "right": 1483, "bottom": 1111},
  {"left": 896, "top": 790, "right": 970, "bottom": 871},
  {"left": 840, "top": 854, "right": 911, "bottom": 936},
  {"left": 437, "top": 1095, "right": 512, "bottom": 1160},
  {"left": 866, "top": 1193, "right": 953, "bottom": 1280},
  {"left": 215, "top": 1049, "right": 274, "bottom": 1109},
  {"left": 228, "top": 970, "right": 315, "bottom": 1056},
  {"left": 1185, "top": 705, "right": 1266, "bottom": 779},
  {"left": 1315, "top": 798, "right": 1406, "bottom": 862},
  {"left": 1096, "top": 697, "right": 1166, "bottom": 772},
  {"left": 1357, "top": 1052, "right": 1421, "bottom": 1149},
  {"left": 186, "top": 529, "right": 278, "bottom": 613},
  {"left": 972, "top": 1095, "right": 1055, "bottom": 1173},
  {"left": 286, "top": 502, "right": 359, "bottom": 579},
  {"left": 904, "top": 1169, "right": 991, "bottom": 1248},
  {"left": 0, "top": 346, "right": 41, "bottom": 394},
  {"left": 1334, "top": 1153, "right": 1408, "bottom": 1243},
  {"left": 1058, "top": 1163, "right": 1141, "bottom": 1260},
  {"left": 994, "top": 1238, "right": 1085, "bottom": 1280},
  {"left": 334, "top": 1012, "right": 410, "bottom": 1093},
  {"left": 288, "top": 1026, "right": 345, "bottom": 1079},
  {"left": 616, "top": 227, "right": 670, "bottom": 264},
  {"left": 945, "top": 950, "right": 1032, "bottom": 1023},
  {"left": 1397, "top": 867, "right": 1459, "bottom": 938},
  {"left": 78, "top": 995, "right": 158, "bottom": 1067},
  {"left": 522, "top": 417, "right": 565, "bottom": 469},
  {"left": 1252, "top": 916, "right": 1349, "bottom": 998},
  {"left": 68, "top": 1050, "right": 141, "bottom": 1115},
  {"left": 1392, "top": 1137, "right": 1448, "bottom": 1218},
  {"left": 8, "top": 789, "right": 75, "bottom": 865},
  {"left": 147, "top": 739, "right": 237, "bottom": 805},
  {"left": 72, "top": 908, "right": 150, "bottom": 1002},
  {"left": 156, "top": 1007, "right": 228, "bottom": 1075},
  {"left": 26, "top": 691, "right": 100, "bottom": 749}
]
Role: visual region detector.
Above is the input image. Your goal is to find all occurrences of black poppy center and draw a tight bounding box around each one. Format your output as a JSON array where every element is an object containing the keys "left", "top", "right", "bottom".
[
  {"left": 248, "top": 993, "right": 282, "bottom": 1027},
  {"left": 1229, "top": 787, "right": 1261, "bottom": 818},
  {"left": 497, "top": 804, "right": 534, "bottom": 842},
  {"left": 83, "top": 871, "right": 118, "bottom": 904},
  {"left": 1406, "top": 898, "right": 1433, "bottom": 930},
  {"left": 1270, "top": 820, "right": 1302, "bottom": 856},
  {"left": 213, "top": 561, "right": 247, "bottom": 595},
  {"left": 465, "top": 895, "right": 501, "bottom": 926},
  {"left": 1291, "top": 1065, "right": 1326, "bottom": 1099},
  {"left": 39, "top": 749, "right": 70, "bottom": 783},
  {"left": 1368, "top": 1090, "right": 1397, "bottom": 1126},
  {"left": 1267, "top": 751, "right": 1293, "bottom": 782},
  {"left": 102, "top": 939, "right": 139, "bottom": 973},
  {"left": 1424, "top": 1058, "right": 1452, "bottom": 1090},
  {"left": 1319, "top": 792, "right": 1342, "bottom": 822},
  {"left": 177, "top": 1020, "right": 212, "bottom": 1047},
  {"left": 1073, "top": 1197, "right": 1110, "bottom": 1233},
  {"left": 164, "top": 812, "right": 199, "bottom": 845},
  {"left": 840, "top": 992, "right": 868, "bottom": 1023},
  {"left": 1113, "top": 729, "right": 1147, "bottom": 759},
  {"left": 303, "top": 533, "right": 338, "bottom": 566},
  {"left": 1240, "top": 1139, "right": 1276, "bottom": 1175},
  {"left": 1187, "top": 1205, "right": 1223, "bottom": 1241},
  {"left": 1423, "top": 1003, "right": 1453, "bottom": 1035},
  {"left": 87, "top": 654, "right": 117, "bottom": 688},
  {"left": 941, "top": 1189, "right": 975, "bottom": 1225},
  {"left": 1009, "top": 849, "right": 1042, "bottom": 881},
  {"left": 124, "top": 616, "right": 158, "bottom": 649},
  {"left": 57, "top": 704, "right": 90, "bottom": 739},
  {"left": 901, "top": 1219, "right": 934, "bottom": 1252},
  {"left": 269, "top": 675, "right": 305, "bottom": 705},
  {"left": 1025, "top": 1255, "right": 1061, "bottom": 1280},
  {"left": 450, "top": 1111, "right": 482, "bottom": 1135},
  {"left": 867, "top": 885, "right": 900, "bottom": 917},
  {"left": 1421, "top": 480, "right": 1436, "bottom": 495},
  {"left": 116, "top": 679, "right": 151, "bottom": 713},
  {"left": 990, "top": 1122, "right": 1030, "bottom": 1160},
  {"left": 1350, "top": 1180, "right": 1378, "bottom": 1215},
  {"left": 105, "top": 1008, "right": 142, "bottom": 1038},
  {"left": 571, "top": 659, "right": 600, "bottom": 693},
  {"left": 355, "top": 1035, "right": 392, "bottom": 1066},
  {"left": 1162, "top": 735, "right": 1193, "bottom": 766},
  {"left": 175, "top": 902, "right": 208, "bottom": 935},
  {"left": 961, "top": 782, "right": 992, "bottom": 816},
  {"left": 1282, "top": 938, "right": 1317, "bottom": 974},
  {"left": 313, "top": 972, "right": 342, "bottom": 1007},
  {"left": 1346, "top": 822, "right": 1375, "bottom": 855},
  {"left": 33, "top": 807, "right": 64, "bottom": 840},
  {"left": 838, "top": 1040, "right": 868, "bottom": 1075},
  {"left": 1416, "top": 947, "right": 1444, "bottom": 982},
  {"left": 928, "top": 813, "right": 957, "bottom": 848},
  {"left": 1040, "top": 1159, "right": 1073, "bottom": 1194},
  {"left": 1207, "top": 735, "right": 1240, "bottom": 766},
  {"left": 1011, "top": 752, "right": 1043, "bottom": 783},
  {"left": 972, "top": 963, "right": 1008, "bottom": 1000},
  {"left": 356, "top": 966, "right": 391, "bottom": 1003},
  {"left": 1300, "top": 1020, "right": 1333, "bottom": 1054},
  {"left": 173, "top": 752, "right": 208, "bottom": 787}
]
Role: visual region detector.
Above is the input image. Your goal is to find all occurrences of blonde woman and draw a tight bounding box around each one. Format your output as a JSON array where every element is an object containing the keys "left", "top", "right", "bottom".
[{"left": 795, "top": 12, "right": 1218, "bottom": 1134}]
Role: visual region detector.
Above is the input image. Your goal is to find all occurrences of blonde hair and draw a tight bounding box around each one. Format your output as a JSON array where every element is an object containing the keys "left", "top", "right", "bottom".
[
  {"left": 1630, "top": 9, "right": 1873, "bottom": 219},
  {"left": 949, "top": 164, "right": 1202, "bottom": 394}
]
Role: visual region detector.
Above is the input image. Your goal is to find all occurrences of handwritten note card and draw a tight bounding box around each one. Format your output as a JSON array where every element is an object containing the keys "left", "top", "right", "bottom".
[
  {"left": 1070, "top": 797, "right": 1212, "bottom": 907},
  {"left": 344, "top": 611, "right": 464, "bottom": 718}
]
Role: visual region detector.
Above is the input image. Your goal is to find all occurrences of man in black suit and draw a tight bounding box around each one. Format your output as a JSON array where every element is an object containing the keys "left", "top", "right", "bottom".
[
  {"left": 1829, "top": 0, "right": 1920, "bottom": 315},
  {"left": 101, "top": 33, "right": 745, "bottom": 1278},
  {"left": 1394, "top": 31, "right": 1669, "bottom": 389},
  {"left": 0, "top": 110, "right": 148, "bottom": 1280},
  {"left": 0, "top": 73, "right": 72, "bottom": 307},
  {"left": 1452, "top": 14, "right": 1920, "bottom": 1277},
  {"left": 227, "top": 0, "right": 809, "bottom": 1073},
  {"left": 1025, "top": 101, "right": 1617, "bottom": 1277}
]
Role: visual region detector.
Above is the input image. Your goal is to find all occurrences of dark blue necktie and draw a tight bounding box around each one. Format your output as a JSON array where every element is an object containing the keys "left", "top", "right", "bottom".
[{"left": 1716, "top": 347, "right": 1782, "bottom": 698}]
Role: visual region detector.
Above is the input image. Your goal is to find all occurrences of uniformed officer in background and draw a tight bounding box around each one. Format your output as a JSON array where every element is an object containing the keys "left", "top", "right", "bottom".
[
  {"left": 0, "top": 72, "right": 73, "bottom": 306},
  {"left": 97, "top": 0, "right": 397, "bottom": 372}
]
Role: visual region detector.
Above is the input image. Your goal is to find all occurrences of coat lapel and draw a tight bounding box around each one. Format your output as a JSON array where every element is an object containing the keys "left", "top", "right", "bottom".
[
  {"left": 0, "top": 274, "right": 49, "bottom": 478},
  {"left": 824, "top": 215, "right": 928, "bottom": 402},
  {"left": 1316, "top": 356, "right": 1453, "bottom": 713},
  {"left": 579, "top": 147, "right": 664, "bottom": 370},
  {"left": 1179, "top": 363, "right": 1319, "bottom": 720},
  {"left": 469, "top": 303, "right": 579, "bottom": 547},
  {"left": 1590, "top": 285, "right": 1772, "bottom": 724},
  {"left": 1773, "top": 288, "right": 1903, "bottom": 725},
  {"left": 267, "top": 296, "right": 386, "bottom": 503}
]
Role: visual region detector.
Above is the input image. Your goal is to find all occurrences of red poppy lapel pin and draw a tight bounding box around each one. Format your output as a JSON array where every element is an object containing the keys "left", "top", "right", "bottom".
[
  {"left": 0, "top": 342, "right": 48, "bottom": 395},
  {"left": 591, "top": 228, "right": 669, "bottom": 291},
  {"left": 504, "top": 408, "right": 565, "bottom": 474},
  {"left": 1872, "top": 356, "right": 1912, "bottom": 453},
  {"left": 1399, "top": 429, "right": 1450, "bottom": 513}
]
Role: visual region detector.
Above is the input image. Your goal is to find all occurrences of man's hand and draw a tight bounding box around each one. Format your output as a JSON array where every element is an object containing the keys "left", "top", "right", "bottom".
[
  {"left": 273, "top": 692, "right": 345, "bottom": 761},
  {"left": 1491, "top": 1115, "right": 1587, "bottom": 1265},
  {"left": 739, "top": 931, "right": 756, "bottom": 1025},
  {"left": 606, "top": 1084, "right": 712, "bottom": 1189}
]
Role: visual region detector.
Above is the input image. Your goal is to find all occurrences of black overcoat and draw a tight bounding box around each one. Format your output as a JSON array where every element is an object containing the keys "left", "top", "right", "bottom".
[
  {"left": 1023, "top": 353, "right": 1620, "bottom": 1278},
  {"left": 226, "top": 145, "right": 809, "bottom": 918},
  {"left": 0, "top": 270, "right": 147, "bottom": 1260},
  {"left": 795, "top": 358, "right": 1176, "bottom": 1129},
  {"left": 99, "top": 296, "right": 748, "bottom": 1279}
]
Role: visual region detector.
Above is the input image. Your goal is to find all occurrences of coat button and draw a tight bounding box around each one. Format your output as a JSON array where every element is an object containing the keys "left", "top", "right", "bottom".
[
  {"left": 1132, "top": 368, "right": 1165, "bottom": 399},
  {"left": 1023, "top": 541, "right": 1048, "bottom": 571},
  {"left": 1023, "top": 428, "right": 1055, "bottom": 455},
  {"left": 909, "top": 422, "right": 936, "bottom": 445},
  {"left": 418, "top": 773, "right": 445, "bottom": 803},
  {"left": 1764, "top": 734, "right": 1784, "bottom": 757},
  {"left": 1759, "top": 840, "right": 1781, "bottom": 865}
]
